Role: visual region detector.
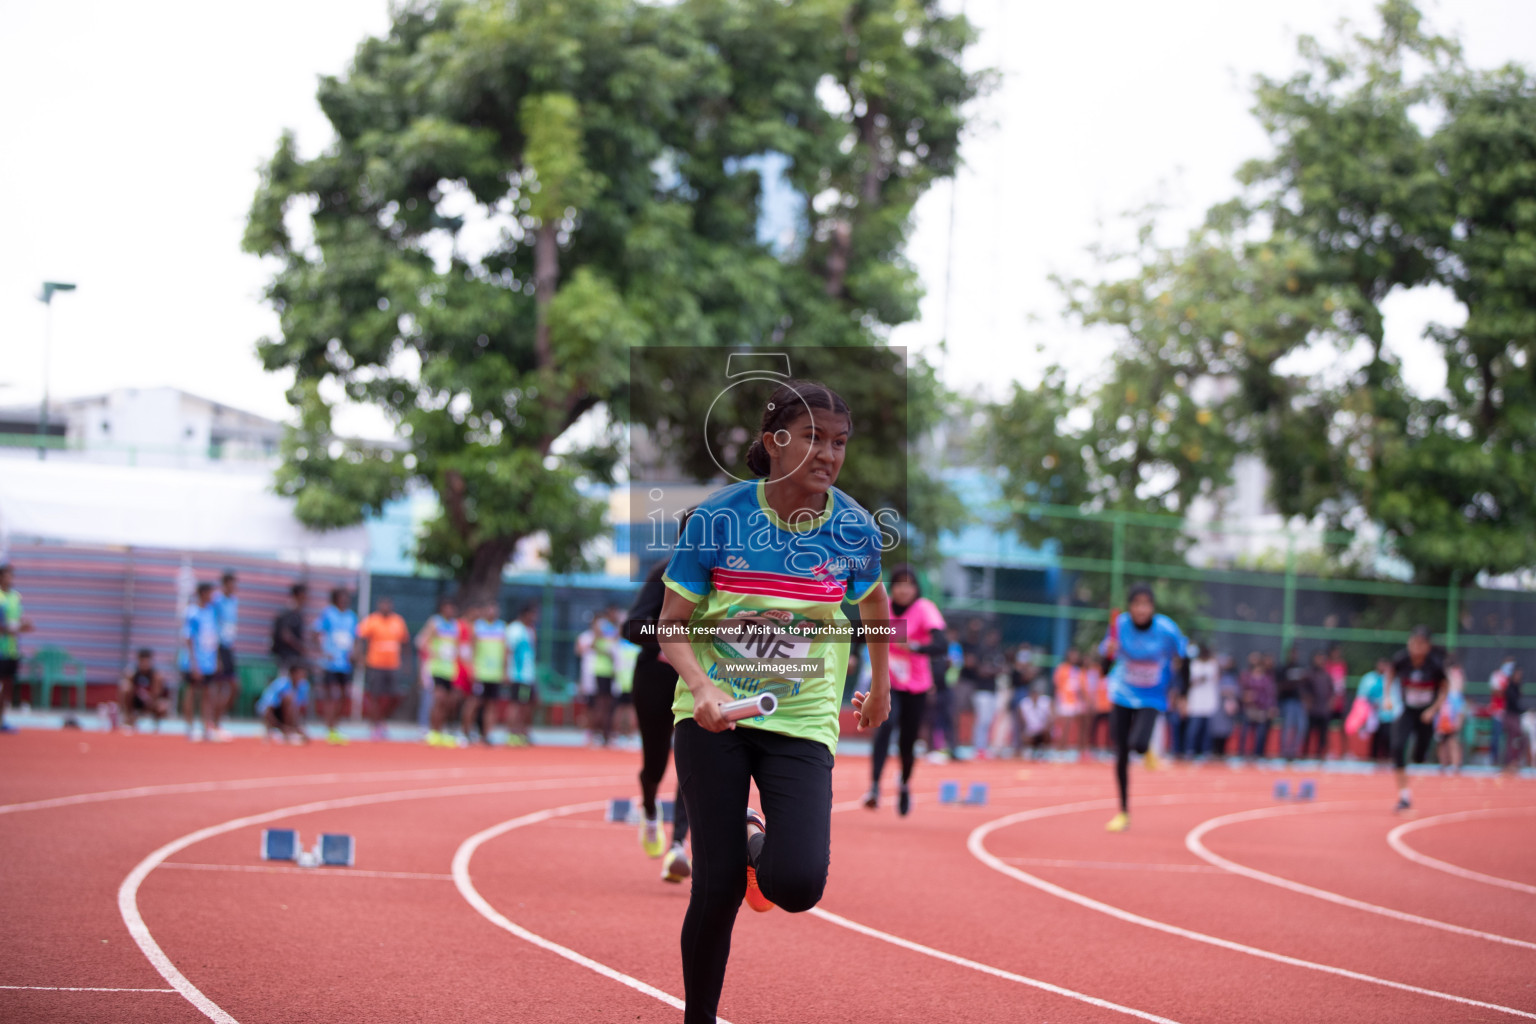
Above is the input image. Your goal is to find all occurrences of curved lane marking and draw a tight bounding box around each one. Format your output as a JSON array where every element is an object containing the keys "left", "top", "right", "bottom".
[
  {"left": 459, "top": 805, "right": 1182, "bottom": 1024},
  {"left": 1, "top": 764, "right": 605, "bottom": 817},
  {"left": 809, "top": 907, "right": 1183, "bottom": 1024},
  {"left": 1185, "top": 802, "right": 1536, "bottom": 950},
  {"left": 968, "top": 796, "right": 1536, "bottom": 1021},
  {"left": 1388, "top": 807, "right": 1536, "bottom": 896},
  {"left": 118, "top": 774, "right": 629, "bottom": 1023},
  {"left": 453, "top": 803, "right": 712, "bottom": 1020}
]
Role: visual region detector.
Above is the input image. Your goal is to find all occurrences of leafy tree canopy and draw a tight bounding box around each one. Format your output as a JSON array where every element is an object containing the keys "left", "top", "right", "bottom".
[{"left": 246, "top": 0, "right": 984, "bottom": 600}]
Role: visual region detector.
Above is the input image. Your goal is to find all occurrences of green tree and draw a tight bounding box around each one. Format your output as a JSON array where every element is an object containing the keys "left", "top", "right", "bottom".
[
  {"left": 247, "top": 0, "right": 983, "bottom": 603},
  {"left": 1016, "top": 1, "right": 1536, "bottom": 596}
]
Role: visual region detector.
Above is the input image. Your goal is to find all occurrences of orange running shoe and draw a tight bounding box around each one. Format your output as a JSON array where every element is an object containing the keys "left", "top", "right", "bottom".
[{"left": 744, "top": 808, "right": 774, "bottom": 912}]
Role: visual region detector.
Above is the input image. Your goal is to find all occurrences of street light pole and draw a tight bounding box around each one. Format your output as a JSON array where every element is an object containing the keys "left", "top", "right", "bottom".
[{"left": 36, "top": 281, "right": 77, "bottom": 460}]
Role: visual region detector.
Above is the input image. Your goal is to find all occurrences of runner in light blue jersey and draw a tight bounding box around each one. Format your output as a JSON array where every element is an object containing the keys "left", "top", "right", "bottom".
[{"left": 1099, "top": 583, "right": 1188, "bottom": 832}]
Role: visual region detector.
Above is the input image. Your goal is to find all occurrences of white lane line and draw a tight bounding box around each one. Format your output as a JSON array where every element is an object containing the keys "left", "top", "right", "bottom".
[
  {"left": 160, "top": 863, "right": 455, "bottom": 881},
  {"left": 0, "top": 764, "right": 604, "bottom": 817},
  {"left": 453, "top": 803, "right": 713, "bottom": 1021},
  {"left": 1186, "top": 803, "right": 1536, "bottom": 950},
  {"left": 969, "top": 797, "right": 1536, "bottom": 1021},
  {"left": 1388, "top": 808, "right": 1536, "bottom": 896},
  {"left": 1003, "top": 858, "right": 1223, "bottom": 874},
  {"left": 0, "top": 985, "right": 176, "bottom": 993},
  {"left": 459, "top": 799, "right": 1179, "bottom": 1024},
  {"left": 808, "top": 907, "right": 1183, "bottom": 1024},
  {"left": 118, "top": 774, "right": 630, "bottom": 1024}
]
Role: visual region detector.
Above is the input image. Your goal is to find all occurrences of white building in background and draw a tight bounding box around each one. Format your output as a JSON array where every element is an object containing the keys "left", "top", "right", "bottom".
[{"left": 48, "top": 387, "right": 284, "bottom": 465}]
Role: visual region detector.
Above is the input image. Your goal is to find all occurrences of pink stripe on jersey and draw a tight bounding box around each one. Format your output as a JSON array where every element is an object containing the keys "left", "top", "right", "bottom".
[{"left": 711, "top": 568, "right": 848, "bottom": 603}]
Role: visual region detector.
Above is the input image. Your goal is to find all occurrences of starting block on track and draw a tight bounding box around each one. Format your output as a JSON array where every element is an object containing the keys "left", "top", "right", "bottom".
[
  {"left": 261, "top": 829, "right": 300, "bottom": 862},
  {"left": 606, "top": 798, "right": 674, "bottom": 825},
  {"left": 319, "top": 833, "right": 356, "bottom": 866},
  {"left": 260, "top": 829, "right": 355, "bottom": 867},
  {"left": 937, "top": 781, "right": 960, "bottom": 805},
  {"left": 1297, "top": 779, "right": 1316, "bottom": 801},
  {"left": 964, "top": 783, "right": 989, "bottom": 806},
  {"left": 1273, "top": 780, "right": 1291, "bottom": 800}
]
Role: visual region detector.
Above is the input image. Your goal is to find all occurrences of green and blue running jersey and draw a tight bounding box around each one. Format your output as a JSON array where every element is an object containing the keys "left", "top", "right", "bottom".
[{"left": 663, "top": 480, "right": 884, "bottom": 754}]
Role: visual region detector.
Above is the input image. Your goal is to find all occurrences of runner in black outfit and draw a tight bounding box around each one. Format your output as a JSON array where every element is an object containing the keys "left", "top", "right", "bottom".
[
  {"left": 1387, "top": 625, "right": 1449, "bottom": 812},
  {"left": 624, "top": 554, "right": 692, "bottom": 882}
]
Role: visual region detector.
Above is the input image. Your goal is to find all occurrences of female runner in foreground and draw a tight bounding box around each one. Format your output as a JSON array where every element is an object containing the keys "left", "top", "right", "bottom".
[
  {"left": 658, "top": 379, "right": 890, "bottom": 1024},
  {"left": 1099, "top": 583, "right": 1187, "bottom": 832}
]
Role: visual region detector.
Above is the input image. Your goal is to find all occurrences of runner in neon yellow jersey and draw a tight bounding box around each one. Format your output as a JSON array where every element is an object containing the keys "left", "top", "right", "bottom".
[{"left": 656, "top": 379, "right": 891, "bottom": 1023}]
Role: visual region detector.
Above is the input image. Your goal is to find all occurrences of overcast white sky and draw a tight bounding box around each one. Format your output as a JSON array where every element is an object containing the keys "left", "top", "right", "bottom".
[{"left": 3, "top": 0, "right": 1534, "bottom": 437}]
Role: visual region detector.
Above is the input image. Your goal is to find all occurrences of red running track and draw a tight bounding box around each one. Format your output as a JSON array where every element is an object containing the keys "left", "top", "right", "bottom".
[{"left": 1, "top": 730, "right": 1533, "bottom": 1023}]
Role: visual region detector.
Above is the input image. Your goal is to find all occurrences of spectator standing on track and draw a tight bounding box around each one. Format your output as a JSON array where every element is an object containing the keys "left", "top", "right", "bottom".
[
  {"left": 469, "top": 601, "right": 509, "bottom": 746},
  {"left": 357, "top": 596, "right": 409, "bottom": 741},
  {"left": 1488, "top": 656, "right": 1513, "bottom": 766},
  {"left": 504, "top": 602, "right": 540, "bottom": 748},
  {"left": 1088, "top": 653, "right": 1111, "bottom": 751},
  {"left": 1325, "top": 644, "right": 1349, "bottom": 732},
  {"left": 1504, "top": 663, "right": 1531, "bottom": 771},
  {"left": 574, "top": 619, "right": 597, "bottom": 739},
  {"left": 924, "top": 621, "right": 959, "bottom": 764},
  {"left": 960, "top": 622, "right": 1000, "bottom": 758},
  {"left": 623, "top": 557, "right": 692, "bottom": 876},
  {"left": 315, "top": 588, "right": 358, "bottom": 746},
  {"left": 1210, "top": 654, "right": 1240, "bottom": 758},
  {"left": 654, "top": 379, "right": 890, "bottom": 1024},
  {"left": 180, "top": 582, "right": 227, "bottom": 742},
  {"left": 1007, "top": 642, "right": 1040, "bottom": 757},
  {"left": 1099, "top": 583, "right": 1188, "bottom": 833},
  {"left": 1053, "top": 648, "right": 1088, "bottom": 759},
  {"left": 118, "top": 648, "right": 168, "bottom": 732},
  {"left": 1277, "top": 645, "right": 1308, "bottom": 761},
  {"left": 271, "top": 582, "right": 309, "bottom": 675},
  {"left": 1349, "top": 657, "right": 1394, "bottom": 761},
  {"left": 1302, "top": 650, "right": 1334, "bottom": 761},
  {"left": 1239, "top": 652, "right": 1275, "bottom": 760},
  {"left": 1184, "top": 645, "right": 1219, "bottom": 758},
  {"left": 213, "top": 571, "right": 239, "bottom": 719},
  {"left": 0, "top": 563, "right": 34, "bottom": 734},
  {"left": 864, "top": 565, "right": 946, "bottom": 815},
  {"left": 419, "top": 596, "right": 463, "bottom": 747},
  {"left": 1386, "top": 625, "right": 1450, "bottom": 812},
  {"left": 1436, "top": 658, "right": 1466, "bottom": 774},
  {"left": 588, "top": 607, "right": 620, "bottom": 747},
  {"left": 257, "top": 662, "right": 311, "bottom": 744}
]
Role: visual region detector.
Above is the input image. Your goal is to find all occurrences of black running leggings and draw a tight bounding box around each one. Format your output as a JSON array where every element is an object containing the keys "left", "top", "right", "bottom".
[
  {"left": 674, "top": 718, "right": 834, "bottom": 1024},
  {"left": 631, "top": 653, "right": 688, "bottom": 844},
  {"left": 1391, "top": 708, "right": 1435, "bottom": 770},
  {"left": 869, "top": 688, "right": 928, "bottom": 788},
  {"left": 1111, "top": 704, "right": 1160, "bottom": 813}
]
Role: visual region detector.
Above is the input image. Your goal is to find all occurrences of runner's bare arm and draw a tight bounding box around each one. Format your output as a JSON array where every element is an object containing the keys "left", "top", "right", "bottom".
[
  {"left": 658, "top": 588, "right": 735, "bottom": 733},
  {"left": 852, "top": 583, "right": 891, "bottom": 731}
]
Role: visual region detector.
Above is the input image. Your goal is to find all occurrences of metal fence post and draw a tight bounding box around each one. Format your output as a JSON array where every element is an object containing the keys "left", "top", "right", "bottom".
[
  {"left": 1110, "top": 515, "right": 1126, "bottom": 604},
  {"left": 1281, "top": 534, "right": 1297, "bottom": 656},
  {"left": 1446, "top": 572, "right": 1461, "bottom": 651}
]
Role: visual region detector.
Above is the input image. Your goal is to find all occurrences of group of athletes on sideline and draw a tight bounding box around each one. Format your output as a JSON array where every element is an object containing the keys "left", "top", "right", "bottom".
[{"left": 98, "top": 576, "right": 416, "bottom": 745}]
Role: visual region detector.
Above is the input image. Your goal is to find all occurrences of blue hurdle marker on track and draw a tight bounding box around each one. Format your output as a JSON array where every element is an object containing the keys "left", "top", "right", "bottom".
[
  {"left": 261, "top": 829, "right": 299, "bottom": 862},
  {"left": 1273, "top": 780, "right": 1291, "bottom": 800},
  {"left": 938, "top": 781, "right": 960, "bottom": 805},
  {"left": 319, "top": 834, "right": 356, "bottom": 867},
  {"left": 964, "top": 782, "right": 989, "bottom": 806}
]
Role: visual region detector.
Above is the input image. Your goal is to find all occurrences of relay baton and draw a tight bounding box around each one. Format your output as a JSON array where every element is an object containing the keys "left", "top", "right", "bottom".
[{"left": 720, "top": 693, "right": 778, "bottom": 721}]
